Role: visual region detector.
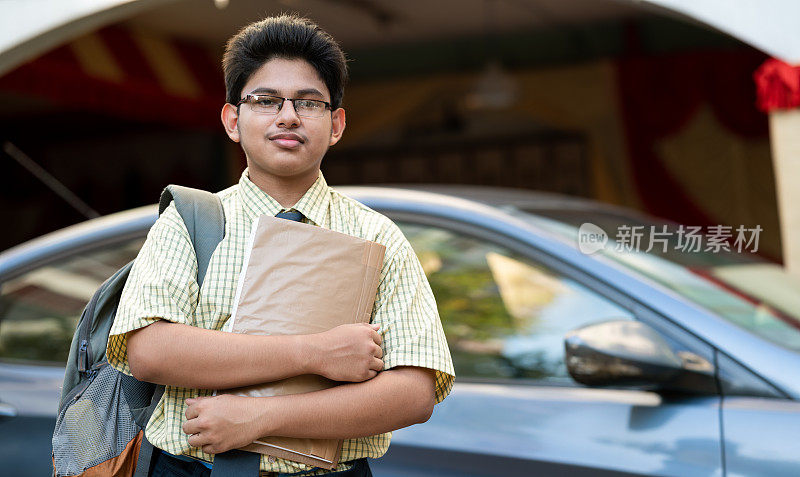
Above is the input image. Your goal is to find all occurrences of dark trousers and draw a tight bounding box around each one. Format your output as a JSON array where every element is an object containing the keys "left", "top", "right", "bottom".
[{"left": 149, "top": 448, "right": 373, "bottom": 477}]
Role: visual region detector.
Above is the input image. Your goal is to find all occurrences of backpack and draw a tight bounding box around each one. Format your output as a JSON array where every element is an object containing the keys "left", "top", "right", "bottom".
[{"left": 51, "top": 185, "right": 225, "bottom": 477}]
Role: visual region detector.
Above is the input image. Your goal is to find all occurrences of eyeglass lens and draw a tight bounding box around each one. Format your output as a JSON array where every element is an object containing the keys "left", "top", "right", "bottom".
[{"left": 246, "top": 95, "right": 327, "bottom": 118}]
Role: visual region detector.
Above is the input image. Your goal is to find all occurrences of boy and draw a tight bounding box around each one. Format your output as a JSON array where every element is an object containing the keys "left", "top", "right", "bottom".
[{"left": 107, "top": 14, "right": 455, "bottom": 477}]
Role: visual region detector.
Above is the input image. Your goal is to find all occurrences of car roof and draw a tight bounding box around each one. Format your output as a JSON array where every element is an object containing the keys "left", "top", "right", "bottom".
[
  {"left": 0, "top": 205, "right": 158, "bottom": 277},
  {"left": 371, "top": 184, "right": 637, "bottom": 214}
]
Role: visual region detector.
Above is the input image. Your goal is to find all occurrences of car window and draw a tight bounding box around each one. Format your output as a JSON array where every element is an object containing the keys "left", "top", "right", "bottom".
[
  {"left": 518, "top": 211, "right": 800, "bottom": 353},
  {"left": 397, "top": 222, "right": 634, "bottom": 385},
  {"left": 0, "top": 238, "right": 145, "bottom": 365}
]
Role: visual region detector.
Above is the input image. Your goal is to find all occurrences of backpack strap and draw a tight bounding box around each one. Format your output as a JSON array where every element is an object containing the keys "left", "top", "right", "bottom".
[
  {"left": 211, "top": 449, "right": 262, "bottom": 477},
  {"left": 133, "top": 185, "right": 232, "bottom": 477},
  {"left": 131, "top": 385, "right": 164, "bottom": 477},
  {"left": 159, "top": 184, "right": 226, "bottom": 288}
]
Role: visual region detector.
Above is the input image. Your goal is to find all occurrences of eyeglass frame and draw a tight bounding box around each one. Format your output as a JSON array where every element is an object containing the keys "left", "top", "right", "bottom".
[{"left": 235, "top": 93, "right": 333, "bottom": 118}]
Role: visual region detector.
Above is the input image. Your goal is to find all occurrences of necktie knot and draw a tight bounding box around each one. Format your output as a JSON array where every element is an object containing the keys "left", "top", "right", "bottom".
[{"left": 275, "top": 210, "right": 304, "bottom": 222}]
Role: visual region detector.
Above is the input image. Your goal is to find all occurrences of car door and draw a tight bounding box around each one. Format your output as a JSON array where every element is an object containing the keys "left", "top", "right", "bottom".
[
  {"left": 717, "top": 350, "right": 800, "bottom": 476},
  {"left": 0, "top": 237, "right": 145, "bottom": 476},
  {"left": 369, "top": 214, "right": 723, "bottom": 477}
]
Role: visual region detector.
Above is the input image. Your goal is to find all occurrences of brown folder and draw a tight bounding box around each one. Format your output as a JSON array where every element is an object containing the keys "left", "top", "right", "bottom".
[{"left": 221, "top": 214, "right": 386, "bottom": 469}]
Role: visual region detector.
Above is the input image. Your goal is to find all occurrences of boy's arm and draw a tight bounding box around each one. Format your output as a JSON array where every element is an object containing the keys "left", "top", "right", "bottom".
[
  {"left": 182, "top": 366, "right": 436, "bottom": 454},
  {"left": 127, "top": 320, "right": 385, "bottom": 389},
  {"left": 110, "top": 202, "right": 383, "bottom": 389}
]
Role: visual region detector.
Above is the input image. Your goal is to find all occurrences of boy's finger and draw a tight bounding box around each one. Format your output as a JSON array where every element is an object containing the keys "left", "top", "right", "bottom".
[
  {"left": 182, "top": 419, "right": 201, "bottom": 435},
  {"left": 185, "top": 403, "right": 200, "bottom": 420},
  {"left": 371, "top": 357, "right": 384, "bottom": 372}
]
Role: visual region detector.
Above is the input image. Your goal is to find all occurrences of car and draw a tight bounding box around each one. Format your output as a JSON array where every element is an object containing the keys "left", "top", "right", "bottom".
[{"left": 1, "top": 185, "right": 799, "bottom": 476}]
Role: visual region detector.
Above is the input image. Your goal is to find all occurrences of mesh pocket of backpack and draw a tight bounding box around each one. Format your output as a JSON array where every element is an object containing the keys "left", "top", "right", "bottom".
[{"left": 53, "top": 363, "right": 141, "bottom": 476}]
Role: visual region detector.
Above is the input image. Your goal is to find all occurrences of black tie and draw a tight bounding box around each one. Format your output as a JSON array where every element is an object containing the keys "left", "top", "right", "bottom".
[{"left": 275, "top": 210, "right": 304, "bottom": 222}]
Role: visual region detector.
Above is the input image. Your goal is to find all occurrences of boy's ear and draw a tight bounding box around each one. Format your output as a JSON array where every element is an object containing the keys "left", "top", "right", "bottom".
[
  {"left": 329, "top": 108, "right": 346, "bottom": 147},
  {"left": 221, "top": 103, "right": 240, "bottom": 142}
]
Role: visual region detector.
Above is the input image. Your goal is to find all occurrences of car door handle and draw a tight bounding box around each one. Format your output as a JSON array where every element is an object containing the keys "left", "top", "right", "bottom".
[{"left": 0, "top": 402, "right": 18, "bottom": 418}]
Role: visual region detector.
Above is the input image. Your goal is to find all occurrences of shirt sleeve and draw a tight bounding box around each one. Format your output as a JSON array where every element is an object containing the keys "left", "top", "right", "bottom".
[
  {"left": 372, "top": 234, "right": 455, "bottom": 405},
  {"left": 107, "top": 202, "right": 200, "bottom": 375}
]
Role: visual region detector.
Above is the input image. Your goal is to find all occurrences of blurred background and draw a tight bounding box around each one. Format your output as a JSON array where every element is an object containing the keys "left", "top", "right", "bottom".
[{"left": 0, "top": 0, "right": 792, "bottom": 265}]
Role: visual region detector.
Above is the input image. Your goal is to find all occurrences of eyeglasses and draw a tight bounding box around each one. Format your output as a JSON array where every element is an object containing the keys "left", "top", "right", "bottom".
[{"left": 236, "top": 94, "right": 332, "bottom": 118}]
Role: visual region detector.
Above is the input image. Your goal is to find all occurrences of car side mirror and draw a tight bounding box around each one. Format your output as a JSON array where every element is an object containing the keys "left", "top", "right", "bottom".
[{"left": 564, "top": 320, "right": 716, "bottom": 394}]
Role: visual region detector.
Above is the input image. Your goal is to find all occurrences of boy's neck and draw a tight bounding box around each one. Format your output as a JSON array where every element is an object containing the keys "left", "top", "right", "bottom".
[{"left": 246, "top": 165, "right": 320, "bottom": 209}]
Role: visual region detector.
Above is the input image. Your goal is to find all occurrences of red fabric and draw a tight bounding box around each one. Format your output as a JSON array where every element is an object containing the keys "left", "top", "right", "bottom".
[
  {"left": 616, "top": 49, "right": 768, "bottom": 226},
  {"left": 97, "top": 27, "right": 161, "bottom": 85},
  {"left": 754, "top": 58, "right": 800, "bottom": 112},
  {"left": 0, "top": 26, "right": 221, "bottom": 130}
]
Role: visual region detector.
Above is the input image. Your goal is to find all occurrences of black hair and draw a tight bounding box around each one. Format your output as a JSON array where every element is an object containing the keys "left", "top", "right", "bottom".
[{"left": 223, "top": 14, "right": 348, "bottom": 109}]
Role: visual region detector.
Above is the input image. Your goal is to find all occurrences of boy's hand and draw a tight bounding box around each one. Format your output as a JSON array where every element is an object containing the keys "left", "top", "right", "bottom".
[
  {"left": 308, "top": 323, "right": 384, "bottom": 382},
  {"left": 183, "top": 395, "right": 263, "bottom": 454}
]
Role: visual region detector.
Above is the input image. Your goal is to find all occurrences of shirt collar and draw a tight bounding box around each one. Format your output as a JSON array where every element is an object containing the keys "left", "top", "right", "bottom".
[{"left": 238, "top": 167, "right": 331, "bottom": 227}]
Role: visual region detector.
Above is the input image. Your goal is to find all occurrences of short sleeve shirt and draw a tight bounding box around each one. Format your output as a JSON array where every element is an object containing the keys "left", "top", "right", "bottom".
[{"left": 107, "top": 168, "right": 455, "bottom": 474}]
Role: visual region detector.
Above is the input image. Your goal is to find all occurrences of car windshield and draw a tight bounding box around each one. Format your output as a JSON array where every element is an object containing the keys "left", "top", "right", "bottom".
[{"left": 511, "top": 207, "right": 800, "bottom": 353}]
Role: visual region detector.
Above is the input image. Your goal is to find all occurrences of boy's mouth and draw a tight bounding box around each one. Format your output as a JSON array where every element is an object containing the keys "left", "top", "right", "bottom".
[{"left": 269, "top": 133, "right": 305, "bottom": 149}]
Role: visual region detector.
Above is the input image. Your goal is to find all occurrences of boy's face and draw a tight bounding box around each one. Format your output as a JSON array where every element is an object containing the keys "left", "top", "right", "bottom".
[{"left": 221, "top": 57, "right": 345, "bottom": 182}]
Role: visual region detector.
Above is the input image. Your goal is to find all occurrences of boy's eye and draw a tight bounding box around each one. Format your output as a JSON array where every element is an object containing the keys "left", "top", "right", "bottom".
[
  {"left": 256, "top": 97, "right": 281, "bottom": 107},
  {"left": 295, "top": 100, "right": 321, "bottom": 110}
]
